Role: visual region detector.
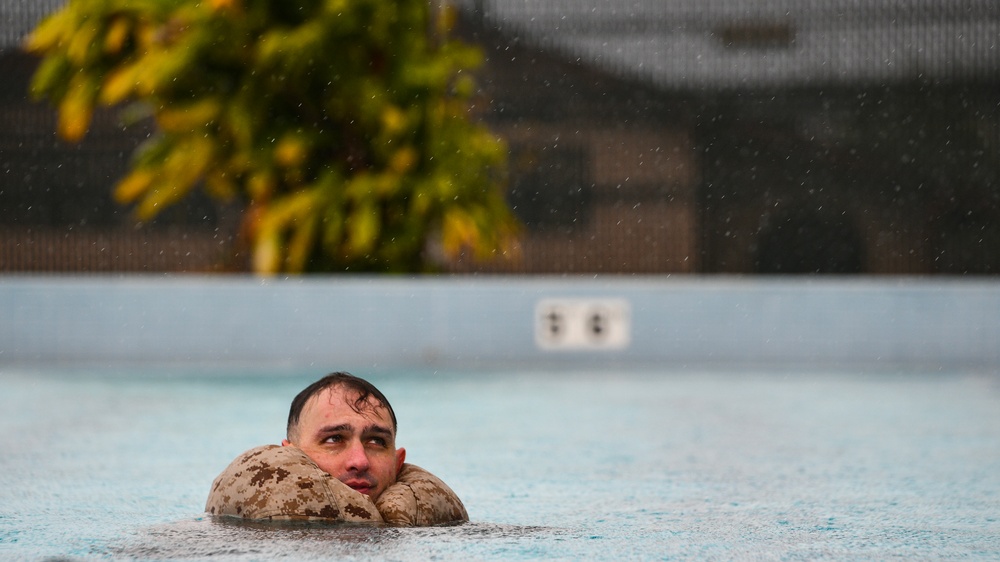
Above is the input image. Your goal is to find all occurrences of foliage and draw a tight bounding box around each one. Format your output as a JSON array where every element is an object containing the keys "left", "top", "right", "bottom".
[{"left": 25, "top": 0, "right": 519, "bottom": 273}]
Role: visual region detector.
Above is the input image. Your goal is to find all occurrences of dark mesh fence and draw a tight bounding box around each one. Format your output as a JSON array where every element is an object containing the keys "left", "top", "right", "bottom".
[
  {"left": 0, "top": 49, "right": 247, "bottom": 273},
  {"left": 2, "top": 1, "right": 997, "bottom": 273}
]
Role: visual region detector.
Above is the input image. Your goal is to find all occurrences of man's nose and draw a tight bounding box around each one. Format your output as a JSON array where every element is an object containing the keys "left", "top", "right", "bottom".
[{"left": 344, "top": 439, "right": 371, "bottom": 472}]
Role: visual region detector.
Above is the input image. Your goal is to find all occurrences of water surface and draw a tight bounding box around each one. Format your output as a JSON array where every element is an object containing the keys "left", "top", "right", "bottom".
[{"left": 1, "top": 367, "right": 998, "bottom": 560}]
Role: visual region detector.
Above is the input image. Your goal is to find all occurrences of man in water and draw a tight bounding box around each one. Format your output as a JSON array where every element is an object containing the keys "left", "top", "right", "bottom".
[
  {"left": 206, "top": 370, "right": 466, "bottom": 524},
  {"left": 281, "top": 372, "right": 405, "bottom": 500}
]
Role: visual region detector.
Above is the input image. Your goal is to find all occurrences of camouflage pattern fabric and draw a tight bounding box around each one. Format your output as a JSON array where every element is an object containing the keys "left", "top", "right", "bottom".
[
  {"left": 375, "top": 463, "right": 469, "bottom": 526},
  {"left": 205, "top": 444, "right": 468, "bottom": 527},
  {"left": 205, "top": 444, "right": 383, "bottom": 523}
]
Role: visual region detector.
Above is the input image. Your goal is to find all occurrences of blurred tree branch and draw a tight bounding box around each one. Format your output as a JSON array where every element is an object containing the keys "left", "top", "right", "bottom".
[{"left": 26, "top": 0, "right": 520, "bottom": 273}]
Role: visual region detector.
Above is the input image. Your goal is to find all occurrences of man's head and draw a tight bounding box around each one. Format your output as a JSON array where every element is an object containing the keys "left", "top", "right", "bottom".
[{"left": 282, "top": 372, "right": 405, "bottom": 499}]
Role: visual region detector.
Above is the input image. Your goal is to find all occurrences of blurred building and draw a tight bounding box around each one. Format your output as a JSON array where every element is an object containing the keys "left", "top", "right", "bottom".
[
  {"left": 2, "top": 0, "right": 998, "bottom": 274},
  {"left": 459, "top": 0, "right": 1000, "bottom": 274}
]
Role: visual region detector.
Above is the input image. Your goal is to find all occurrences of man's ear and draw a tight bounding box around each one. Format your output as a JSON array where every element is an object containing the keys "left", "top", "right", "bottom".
[
  {"left": 281, "top": 439, "right": 291, "bottom": 447},
  {"left": 395, "top": 447, "right": 406, "bottom": 472}
]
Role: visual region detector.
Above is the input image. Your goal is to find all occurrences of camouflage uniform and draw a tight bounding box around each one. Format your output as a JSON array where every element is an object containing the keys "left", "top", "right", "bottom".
[{"left": 205, "top": 444, "right": 468, "bottom": 526}]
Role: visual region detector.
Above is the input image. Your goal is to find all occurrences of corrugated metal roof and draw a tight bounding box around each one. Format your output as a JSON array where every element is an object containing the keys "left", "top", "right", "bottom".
[
  {"left": 4, "top": 1, "right": 998, "bottom": 89},
  {"left": 0, "top": 0, "right": 66, "bottom": 50},
  {"left": 461, "top": 0, "right": 1000, "bottom": 89}
]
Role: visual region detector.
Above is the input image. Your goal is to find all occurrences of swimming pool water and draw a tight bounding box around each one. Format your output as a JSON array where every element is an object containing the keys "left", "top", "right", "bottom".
[{"left": 1, "top": 367, "right": 998, "bottom": 560}]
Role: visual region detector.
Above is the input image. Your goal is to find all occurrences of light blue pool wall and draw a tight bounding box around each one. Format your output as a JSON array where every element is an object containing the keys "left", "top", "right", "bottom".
[{"left": 1, "top": 275, "right": 998, "bottom": 369}]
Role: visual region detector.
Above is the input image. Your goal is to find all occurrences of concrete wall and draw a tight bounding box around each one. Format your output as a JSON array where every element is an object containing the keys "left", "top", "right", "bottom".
[{"left": 1, "top": 275, "right": 998, "bottom": 370}]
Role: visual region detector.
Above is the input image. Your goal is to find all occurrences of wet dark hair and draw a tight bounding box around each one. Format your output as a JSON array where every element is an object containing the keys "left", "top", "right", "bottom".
[{"left": 286, "top": 372, "right": 398, "bottom": 441}]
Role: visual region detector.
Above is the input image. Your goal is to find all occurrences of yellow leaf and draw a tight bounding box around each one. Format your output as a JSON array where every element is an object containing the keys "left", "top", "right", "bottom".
[
  {"left": 381, "top": 105, "right": 407, "bottom": 136},
  {"left": 253, "top": 231, "right": 282, "bottom": 275},
  {"left": 129, "top": 51, "right": 164, "bottom": 97},
  {"left": 286, "top": 215, "right": 318, "bottom": 273},
  {"left": 100, "top": 64, "right": 141, "bottom": 105},
  {"left": 441, "top": 208, "right": 478, "bottom": 257},
  {"left": 274, "top": 134, "right": 308, "bottom": 168},
  {"left": 210, "top": 0, "right": 241, "bottom": 11},
  {"left": 132, "top": 48, "right": 190, "bottom": 97},
  {"left": 345, "top": 173, "right": 375, "bottom": 200},
  {"left": 226, "top": 101, "right": 256, "bottom": 150},
  {"left": 389, "top": 146, "right": 417, "bottom": 174},
  {"left": 28, "top": 55, "right": 70, "bottom": 100},
  {"left": 135, "top": 21, "right": 158, "bottom": 50},
  {"left": 57, "top": 74, "right": 97, "bottom": 142},
  {"left": 134, "top": 183, "right": 188, "bottom": 220},
  {"left": 347, "top": 203, "right": 380, "bottom": 256},
  {"left": 156, "top": 99, "right": 221, "bottom": 132},
  {"left": 287, "top": 189, "right": 318, "bottom": 217},
  {"left": 103, "top": 17, "right": 131, "bottom": 55},
  {"left": 114, "top": 169, "right": 156, "bottom": 203},
  {"left": 323, "top": 0, "right": 349, "bottom": 14},
  {"left": 23, "top": 9, "right": 73, "bottom": 54},
  {"left": 255, "top": 31, "right": 288, "bottom": 67},
  {"left": 132, "top": 188, "right": 163, "bottom": 219},
  {"left": 66, "top": 21, "right": 100, "bottom": 65},
  {"left": 131, "top": 138, "right": 213, "bottom": 218},
  {"left": 247, "top": 171, "right": 276, "bottom": 200},
  {"left": 163, "top": 136, "right": 214, "bottom": 188}
]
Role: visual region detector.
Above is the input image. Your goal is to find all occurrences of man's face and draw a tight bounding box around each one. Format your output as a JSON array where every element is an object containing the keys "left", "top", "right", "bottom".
[{"left": 283, "top": 385, "right": 405, "bottom": 499}]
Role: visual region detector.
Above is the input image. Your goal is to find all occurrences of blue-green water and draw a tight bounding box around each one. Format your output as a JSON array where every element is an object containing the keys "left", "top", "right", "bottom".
[{"left": 1, "top": 367, "right": 998, "bottom": 560}]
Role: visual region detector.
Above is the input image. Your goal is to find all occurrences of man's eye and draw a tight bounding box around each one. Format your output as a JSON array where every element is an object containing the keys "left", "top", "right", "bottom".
[
  {"left": 323, "top": 435, "right": 345, "bottom": 444},
  {"left": 366, "top": 437, "right": 387, "bottom": 447}
]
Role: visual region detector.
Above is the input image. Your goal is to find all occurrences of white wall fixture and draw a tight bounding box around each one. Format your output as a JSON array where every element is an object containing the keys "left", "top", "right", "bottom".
[{"left": 534, "top": 298, "right": 631, "bottom": 350}]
